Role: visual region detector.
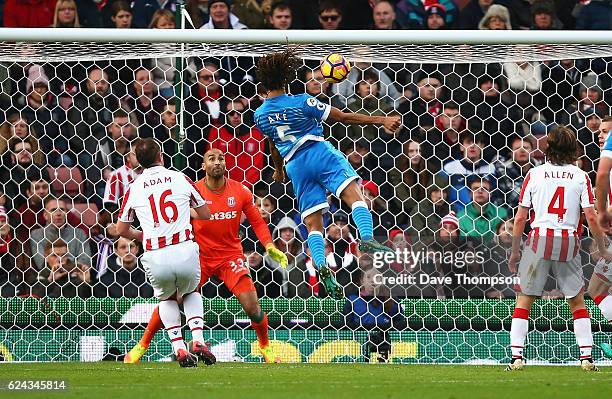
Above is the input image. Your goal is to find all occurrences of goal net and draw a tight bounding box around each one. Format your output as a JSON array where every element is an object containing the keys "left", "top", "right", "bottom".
[{"left": 0, "top": 29, "right": 611, "bottom": 365}]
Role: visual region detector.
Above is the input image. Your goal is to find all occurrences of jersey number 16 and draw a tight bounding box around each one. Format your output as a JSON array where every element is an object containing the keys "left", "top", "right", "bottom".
[{"left": 148, "top": 189, "right": 178, "bottom": 224}]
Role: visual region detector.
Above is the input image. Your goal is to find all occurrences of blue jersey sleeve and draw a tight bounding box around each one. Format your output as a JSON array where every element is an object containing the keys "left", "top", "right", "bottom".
[
  {"left": 301, "top": 94, "right": 331, "bottom": 122},
  {"left": 603, "top": 133, "right": 612, "bottom": 159}
]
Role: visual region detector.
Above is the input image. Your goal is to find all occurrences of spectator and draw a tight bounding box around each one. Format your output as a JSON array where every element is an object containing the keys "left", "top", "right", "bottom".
[
  {"left": 154, "top": 100, "right": 182, "bottom": 167},
  {"left": 94, "top": 109, "right": 137, "bottom": 173},
  {"left": 0, "top": 113, "right": 40, "bottom": 162},
  {"left": 487, "top": 217, "right": 517, "bottom": 298},
  {"left": 266, "top": 216, "right": 305, "bottom": 297},
  {"left": 201, "top": 0, "right": 247, "bottom": 29},
  {"left": 149, "top": 9, "right": 177, "bottom": 97},
  {"left": 468, "top": 75, "right": 517, "bottom": 152},
  {"left": 67, "top": 66, "right": 120, "bottom": 168},
  {"left": 333, "top": 60, "right": 401, "bottom": 109},
  {"left": 74, "top": 0, "right": 101, "bottom": 28},
  {"left": 398, "top": 72, "right": 444, "bottom": 133},
  {"left": 565, "top": 74, "right": 609, "bottom": 131},
  {"left": 92, "top": 110, "right": 137, "bottom": 201},
  {"left": 347, "top": 69, "right": 394, "bottom": 151},
  {"left": 478, "top": 4, "right": 512, "bottom": 30},
  {"left": 342, "top": 139, "right": 386, "bottom": 184},
  {"left": 0, "top": 137, "right": 49, "bottom": 205},
  {"left": 291, "top": 194, "right": 340, "bottom": 241},
  {"left": 576, "top": 0, "right": 612, "bottom": 30},
  {"left": 103, "top": 148, "right": 141, "bottom": 210},
  {"left": 53, "top": 0, "right": 80, "bottom": 27},
  {"left": 457, "top": 175, "right": 507, "bottom": 243},
  {"left": 442, "top": 131, "right": 495, "bottom": 211},
  {"left": 132, "top": 0, "right": 176, "bottom": 28},
  {"left": 424, "top": 4, "right": 447, "bottom": 29},
  {"left": 325, "top": 212, "right": 359, "bottom": 285},
  {"left": 255, "top": 195, "right": 281, "bottom": 227},
  {"left": 388, "top": 140, "right": 448, "bottom": 219},
  {"left": 428, "top": 101, "right": 466, "bottom": 164},
  {"left": 371, "top": 0, "right": 402, "bottom": 30},
  {"left": 407, "top": 184, "right": 452, "bottom": 239},
  {"left": 541, "top": 59, "right": 581, "bottom": 123},
  {"left": 458, "top": 0, "right": 491, "bottom": 29},
  {"left": 110, "top": 1, "right": 133, "bottom": 28},
  {"left": 395, "top": 0, "right": 458, "bottom": 29},
  {"left": 268, "top": 1, "right": 292, "bottom": 30},
  {"left": 206, "top": 99, "right": 265, "bottom": 188},
  {"left": 3, "top": 0, "right": 56, "bottom": 27},
  {"left": 503, "top": 61, "right": 544, "bottom": 116},
  {"left": 318, "top": 0, "right": 343, "bottom": 30},
  {"left": 185, "top": 0, "right": 209, "bottom": 28},
  {"left": 19, "top": 65, "right": 69, "bottom": 166},
  {"left": 530, "top": 0, "right": 562, "bottom": 30},
  {"left": 94, "top": 237, "right": 153, "bottom": 298},
  {"left": 493, "top": 135, "right": 540, "bottom": 211},
  {"left": 0, "top": 206, "right": 31, "bottom": 297},
  {"left": 121, "top": 67, "right": 165, "bottom": 139},
  {"left": 232, "top": 0, "right": 267, "bottom": 28},
  {"left": 30, "top": 196, "right": 92, "bottom": 271},
  {"left": 244, "top": 241, "right": 282, "bottom": 298},
  {"left": 38, "top": 239, "right": 92, "bottom": 298},
  {"left": 90, "top": 209, "right": 118, "bottom": 277},
  {"left": 302, "top": 67, "right": 334, "bottom": 104},
  {"left": 185, "top": 61, "right": 224, "bottom": 131}
]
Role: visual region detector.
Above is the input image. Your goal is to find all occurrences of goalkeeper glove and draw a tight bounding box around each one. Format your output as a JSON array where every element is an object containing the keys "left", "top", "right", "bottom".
[{"left": 266, "top": 244, "right": 288, "bottom": 269}]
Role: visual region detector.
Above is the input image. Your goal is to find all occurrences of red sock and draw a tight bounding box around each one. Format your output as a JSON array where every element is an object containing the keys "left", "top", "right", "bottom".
[
  {"left": 251, "top": 313, "right": 269, "bottom": 348},
  {"left": 140, "top": 306, "right": 164, "bottom": 348}
]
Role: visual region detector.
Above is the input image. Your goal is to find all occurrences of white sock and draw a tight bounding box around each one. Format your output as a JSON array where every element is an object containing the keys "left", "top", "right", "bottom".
[
  {"left": 510, "top": 308, "right": 529, "bottom": 359},
  {"left": 183, "top": 292, "right": 205, "bottom": 344},
  {"left": 573, "top": 309, "right": 593, "bottom": 359},
  {"left": 596, "top": 295, "right": 612, "bottom": 321},
  {"left": 159, "top": 300, "right": 186, "bottom": 354}
]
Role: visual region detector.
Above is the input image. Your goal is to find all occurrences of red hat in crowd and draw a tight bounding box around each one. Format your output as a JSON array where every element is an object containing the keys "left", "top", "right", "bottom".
[
  {"left": 360, "top": 180, "right": 379, "bottom": 197},
  {"left": 426, "top": 3, "right": 447, "bottom": 20},
  {"left": 440, "top": 211, "right": 459, "bottom": 228},
  {"left": 389, "top": 229, "right": 406, "bottom": 242}
]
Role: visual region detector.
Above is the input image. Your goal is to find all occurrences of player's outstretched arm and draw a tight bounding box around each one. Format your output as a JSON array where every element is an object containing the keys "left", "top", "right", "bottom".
[
  {"left": 268, "top": 138, "right": 286, "bottom": 183},
  {"left": 508, "top": 205, "right": 529, "bottom": 273},
  {"left": 116, "top": 221, "right": 144, "bottom": 242},
  {"left": 327, "top": 107, "right": 401, "bottom": 134}
]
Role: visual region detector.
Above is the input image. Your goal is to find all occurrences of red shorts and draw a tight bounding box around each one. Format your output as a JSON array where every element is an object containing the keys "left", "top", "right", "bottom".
[{"left": 198, "top": 255, "right": 255, "bottom": 296}]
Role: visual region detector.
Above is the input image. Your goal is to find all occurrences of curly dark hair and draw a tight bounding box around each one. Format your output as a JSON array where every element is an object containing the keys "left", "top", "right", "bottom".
[
  {"left": 256, "top": 47, "right": 301, "bottom": 92},
  {"left": 545, "top": 125, "right": 578, "bottom": 165}
]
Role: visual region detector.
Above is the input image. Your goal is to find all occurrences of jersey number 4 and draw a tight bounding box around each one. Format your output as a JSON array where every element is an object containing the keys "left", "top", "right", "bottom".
[
  {"left": 547, "top": 187, "right": 567, "bottom": 222},
  {"left": 148, "top": 189, "right": 178, "bottom": 224}
]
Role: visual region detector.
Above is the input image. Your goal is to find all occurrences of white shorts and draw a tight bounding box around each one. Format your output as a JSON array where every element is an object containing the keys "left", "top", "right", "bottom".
[
  {"left": 518, "top": 249, "right": 584, "bottom": 298},
  {"left": 141, "top": 240, "right": 200, "bottom": 300}
]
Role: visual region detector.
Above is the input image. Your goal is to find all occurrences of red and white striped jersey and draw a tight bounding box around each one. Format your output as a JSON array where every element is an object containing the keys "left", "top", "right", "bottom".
[
  {"left": 103, "top": 164, "right": 137, "bottom": 206},
  {"left": 118, "top": 166, "right": 205, "bottom": 251},
  {"left": 519, "top": 162, "right": 594, "bottom": 261}
]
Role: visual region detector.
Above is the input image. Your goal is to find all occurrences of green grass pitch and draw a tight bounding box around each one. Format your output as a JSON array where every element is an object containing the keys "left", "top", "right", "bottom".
[{"left": 0, "top": 362, "right": 611, "bottom": 399}]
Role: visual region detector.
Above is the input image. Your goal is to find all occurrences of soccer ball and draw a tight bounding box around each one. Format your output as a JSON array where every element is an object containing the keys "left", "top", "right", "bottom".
[{"left": 320, "top": 53, "right": 351, "bottom": 83}]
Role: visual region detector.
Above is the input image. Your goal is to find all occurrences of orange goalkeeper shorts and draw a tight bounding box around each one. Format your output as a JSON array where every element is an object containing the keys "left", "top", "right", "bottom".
[{"left": 198, "top": 255, "right": 256, "bottom": 296}]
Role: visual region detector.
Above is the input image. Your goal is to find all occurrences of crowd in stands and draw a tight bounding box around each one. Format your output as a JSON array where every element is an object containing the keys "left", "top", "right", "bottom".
[{"left": 0, "top": 0, "right": 611, "bottom": 305}]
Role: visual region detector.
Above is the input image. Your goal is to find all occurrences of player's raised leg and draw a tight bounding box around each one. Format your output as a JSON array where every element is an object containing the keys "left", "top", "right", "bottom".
[
  {"left": 338, "top": 180, "right": 393, "bottom": 254},
  {"left": 303, "top": 211, "right": 343, "bottom": 299}
]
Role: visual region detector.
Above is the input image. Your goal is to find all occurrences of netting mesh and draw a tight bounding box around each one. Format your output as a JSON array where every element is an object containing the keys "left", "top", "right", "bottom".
[{"left": 1, "top": 39, "right": 612, "bottom": 364}]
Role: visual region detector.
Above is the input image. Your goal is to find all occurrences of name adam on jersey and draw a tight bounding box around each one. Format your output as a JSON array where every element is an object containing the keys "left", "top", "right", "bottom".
[{"left": 143, "top": 176, "right": 172, "bottom": 187}]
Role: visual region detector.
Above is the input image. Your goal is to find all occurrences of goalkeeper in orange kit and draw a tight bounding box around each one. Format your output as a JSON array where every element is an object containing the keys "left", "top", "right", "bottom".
[{"left": 125, "top": 149, "right": 288, "bottom": 364}]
